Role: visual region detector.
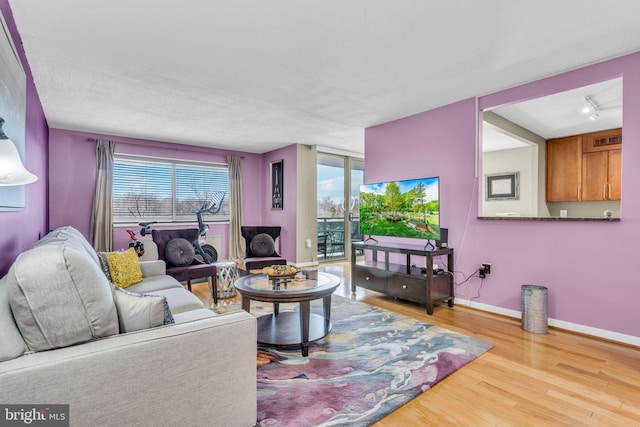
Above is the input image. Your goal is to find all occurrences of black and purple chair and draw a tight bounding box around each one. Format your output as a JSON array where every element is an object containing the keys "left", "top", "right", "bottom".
[
  {"left": 151, "top": 228, "right": 218, "bottom": 304},
  {"left": 240, "top": 226, "right": 287, "bottom": 272}
]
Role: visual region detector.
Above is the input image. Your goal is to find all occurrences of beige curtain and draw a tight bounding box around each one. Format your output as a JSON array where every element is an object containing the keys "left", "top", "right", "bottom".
[
  {"left": 90, "top": 139, "right": 115, "bottom": 251},
  {"left": 227, "top": 155, "right": 245, "bottom": 263}
]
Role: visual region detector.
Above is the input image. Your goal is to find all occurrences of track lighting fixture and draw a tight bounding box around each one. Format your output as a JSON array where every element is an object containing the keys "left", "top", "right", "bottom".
[{"left": 582, "top": 97, "right": 599, "bottom": 121}]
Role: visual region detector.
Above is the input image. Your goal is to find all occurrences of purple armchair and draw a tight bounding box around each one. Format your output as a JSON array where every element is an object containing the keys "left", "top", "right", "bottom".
[
  {"left": 240, "top": 226, "right": 287, "bottom": 272},
  {"left": 152, "top": 228, "right": 218, "bottom": 304}
]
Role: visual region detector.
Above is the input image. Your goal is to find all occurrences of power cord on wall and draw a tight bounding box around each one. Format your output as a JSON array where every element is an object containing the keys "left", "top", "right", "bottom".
[
  {"left": 452, "top": 266, "right": 483, "bottom": 286},
  {"left": 452, "top": 266, "right": 485, "bottom": 305},
  {"left": 469, "top": 280, "right": 486, "bottom": 303}
]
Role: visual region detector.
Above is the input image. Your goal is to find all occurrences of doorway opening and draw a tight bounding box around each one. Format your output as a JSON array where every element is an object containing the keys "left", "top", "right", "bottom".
[{"left": 317, "top": 153, "right": 364, "bottom": 261}]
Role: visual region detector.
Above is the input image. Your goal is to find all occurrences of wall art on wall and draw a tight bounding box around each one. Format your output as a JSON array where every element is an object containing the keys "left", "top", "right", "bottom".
[
  {"left": 271, "top": 160, "right": 283, "bottom": 210},
  {"left": 0, "top": 10, "right": 27, "bottom": 211},
  {"left": 485, "top": 171, "right": 519, "bottom": 201}
]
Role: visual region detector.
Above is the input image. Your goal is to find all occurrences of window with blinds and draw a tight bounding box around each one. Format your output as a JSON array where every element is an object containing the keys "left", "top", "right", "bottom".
[{"left": 113, "top": 155, "right": 229, "bottom": 223}]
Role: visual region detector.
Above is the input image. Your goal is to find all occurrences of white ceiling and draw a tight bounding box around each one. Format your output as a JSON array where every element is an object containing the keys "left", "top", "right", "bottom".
[
  {"left": 7, "top": 1, "right": 640, "bottom": 155},
  {"left": 483, "top": 78, "right": 623, "bottom": 152},
  {"left": 482, "top": 124, "right": 530, "bottom": 153}
]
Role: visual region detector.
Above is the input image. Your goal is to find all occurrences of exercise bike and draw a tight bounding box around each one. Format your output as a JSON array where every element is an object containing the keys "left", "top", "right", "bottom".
[
  {"left": 125, "top": 221, "right": 157, "bottom": 257},
  {"left": 193, "top": 192, "right": 225, "bottom": 264},
  {"left": 124, "top": 191, "right": 224, "bottom": 263}
]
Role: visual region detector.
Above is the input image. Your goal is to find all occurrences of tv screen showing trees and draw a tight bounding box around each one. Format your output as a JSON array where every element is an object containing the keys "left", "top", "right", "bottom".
[{"left": 359, "top": 177, "right": 440, "bottom": 241}]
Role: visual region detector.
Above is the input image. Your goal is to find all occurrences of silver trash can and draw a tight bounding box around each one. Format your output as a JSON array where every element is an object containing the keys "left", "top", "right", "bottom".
[{"left": 521, "top": 284, "right": 548, "bottom": 334}]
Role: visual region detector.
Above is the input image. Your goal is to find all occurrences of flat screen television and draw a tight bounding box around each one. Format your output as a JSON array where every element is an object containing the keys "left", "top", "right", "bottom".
[{"left": 359, "top": 176, "right": 440, "bottom": 241}]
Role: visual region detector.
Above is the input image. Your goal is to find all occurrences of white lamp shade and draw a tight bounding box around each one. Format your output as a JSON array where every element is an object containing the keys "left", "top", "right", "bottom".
[{"left": 0, "top": 138, "right": 38, "bottom": 186}]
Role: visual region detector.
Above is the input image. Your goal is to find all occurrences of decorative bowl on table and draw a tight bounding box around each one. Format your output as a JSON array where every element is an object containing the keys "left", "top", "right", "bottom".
[{"left": 262, "top": 264, "right": 298, "bottom": 280}]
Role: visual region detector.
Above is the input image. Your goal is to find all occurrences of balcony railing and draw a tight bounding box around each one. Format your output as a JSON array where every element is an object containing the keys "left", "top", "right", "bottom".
[{"left": 317, "top": 217, "right": 362, "bottom": 260}]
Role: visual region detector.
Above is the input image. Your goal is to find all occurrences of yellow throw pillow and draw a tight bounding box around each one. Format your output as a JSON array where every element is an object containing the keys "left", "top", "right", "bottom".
[{"left": 106, "top": 248, "right": 143, "bottom": 288}]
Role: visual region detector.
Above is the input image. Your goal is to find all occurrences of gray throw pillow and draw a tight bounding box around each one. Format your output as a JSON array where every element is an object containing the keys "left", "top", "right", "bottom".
[
  {"left": 111, "top": 286, "right": 175, "bottom": 333},
  {"left": 250, "top": 233, "right": 275, "bottom": 257},
  {"left": 97, "top": 251, "right": 112, "bottom": 281},
  {"left": 165, "top": 238, "right": 195, "bottom": 266}
]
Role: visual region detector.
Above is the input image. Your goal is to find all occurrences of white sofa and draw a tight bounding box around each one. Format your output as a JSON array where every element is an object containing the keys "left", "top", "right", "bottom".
[{"left": 0, "top": 226, "right": 257, "bottom": 427}]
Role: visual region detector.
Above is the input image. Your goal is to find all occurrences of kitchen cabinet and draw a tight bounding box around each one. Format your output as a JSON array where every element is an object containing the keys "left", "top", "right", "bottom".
[
  {"left": 581, "top": 149, "right": 621, "bottom": 201},
  {"left": 582, "top": 128, "right": 622, "bottom": 153},
  {"left": 546, "top": 135, "right": 582, "bottom": 202},
  {"left": 608, "top": 149, "right": 621, "bottom": 200},
  {"left": 546, "top": 129, "right": 621, "bottom": 202}
]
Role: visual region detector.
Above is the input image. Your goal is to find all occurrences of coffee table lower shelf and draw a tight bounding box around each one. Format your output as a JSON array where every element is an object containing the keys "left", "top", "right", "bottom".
[{"left": 257, "top": 312, "right": 332, "bottom": 356}]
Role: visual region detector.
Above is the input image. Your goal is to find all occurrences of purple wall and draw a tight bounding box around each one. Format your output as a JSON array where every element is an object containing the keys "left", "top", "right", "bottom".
[
  {"left": 48, "top": 129, "right": 301, "bottom": 262},
  {"left": 365, "top": 52, "right": 640, "bottom": 339},
  {"left": 0, "top": 1, "right": 48, "bottom": 277},
  {"left": 48, "top": 128, "right": 266, "bottom": 260},
  {"left": 262, "top": 145, "right": 298, "bottom": 262}
]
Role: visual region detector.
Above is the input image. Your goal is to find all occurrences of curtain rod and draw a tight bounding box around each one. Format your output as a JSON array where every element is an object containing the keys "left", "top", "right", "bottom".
[{"left": 86, "top": 138, "right": 244, "bottom": 158}]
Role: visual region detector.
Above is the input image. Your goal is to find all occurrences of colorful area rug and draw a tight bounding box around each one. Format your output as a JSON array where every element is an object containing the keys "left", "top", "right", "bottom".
[{"left": 252, "top": 295, "right": 493, "bottom": 426}]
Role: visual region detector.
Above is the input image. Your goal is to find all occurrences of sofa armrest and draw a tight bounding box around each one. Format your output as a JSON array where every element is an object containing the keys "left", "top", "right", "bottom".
[
  {"left": 139, "top": 259, "right": 166, "bottom": 277},
  {"left": 0, "top": 311, "right": 257, "bottom": 427}
]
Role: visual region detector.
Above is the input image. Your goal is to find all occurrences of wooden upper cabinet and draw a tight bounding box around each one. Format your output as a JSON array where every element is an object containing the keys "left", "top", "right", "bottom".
[
  {"left": 582, "top": 129, "right": 621, "bottom": 201},
  {"left": 583, "top": 128, "right": 622, "bottom": 153},
  {"left": 608, "top": 149, "right": 621, "bottom": 200},
  {"left": 546, "top": 135, "right": 582, "bottom": 202},
  {"left": 581, "top": 151, "right": 608, "bottom": 201},
  {"left": 547, "top": 128, "right": 622, "bottom": 202}
]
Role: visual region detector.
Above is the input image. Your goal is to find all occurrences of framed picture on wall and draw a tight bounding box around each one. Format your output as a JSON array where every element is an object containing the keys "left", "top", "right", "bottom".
[
  {"left": 271, "top": 159, "right": 283, "bottom": 209},
  {"left": 485, "top": 171, "right": 519, "bottom": 201}
]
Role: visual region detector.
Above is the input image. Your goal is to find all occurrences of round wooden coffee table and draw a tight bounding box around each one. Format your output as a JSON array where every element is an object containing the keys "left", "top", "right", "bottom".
[{"left": 234, "top": 271, "right": 340, "bottom": 357}]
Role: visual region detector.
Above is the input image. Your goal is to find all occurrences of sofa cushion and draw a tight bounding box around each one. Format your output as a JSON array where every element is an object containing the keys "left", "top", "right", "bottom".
[
  {"left": 250, "top": 233, "right": 276, "bottom": 257},
  {"left": 112, "top": 286, "right": 175, "bottom": 332},
  {"left": 33, "top": 226, "right": 101, "bottom": 267},
  {"left": 164, "top": 238, "right": 195, "bottom": 266},
  {"left": 150, "top": 287, "right": 205, "bottom": 314},
  {"left": 138, "top": 260, "right": 167, "bottom": 278},
  {"left": 7, "top": 241, "right": 119, "bottom": 351},
  {"left": 125, "top": 275, "right": 183, "bottom": 294},
  {"left": 106, "top": 248, "right": 143, "bottom": 288},
  {"left": 0, "top": 276, "right": 27, "bottom": 362},
  {"left": 172, "top": 308, "right": 218, "bottom": 324}
]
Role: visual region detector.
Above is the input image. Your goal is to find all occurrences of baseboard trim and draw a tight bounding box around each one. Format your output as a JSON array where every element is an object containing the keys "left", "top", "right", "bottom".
[{"left": 454, "top": 298, "right": 640, "bottom": 347}]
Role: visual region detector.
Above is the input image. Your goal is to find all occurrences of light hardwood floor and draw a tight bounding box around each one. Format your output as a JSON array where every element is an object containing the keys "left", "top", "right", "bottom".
[{"left": 192, "top": 262, "right": 640, "bottom": 426}]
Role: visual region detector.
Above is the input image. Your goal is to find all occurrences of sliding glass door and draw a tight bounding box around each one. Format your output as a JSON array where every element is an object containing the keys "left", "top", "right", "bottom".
[
  {"left": 350, "top": 159, "right": 364, "bottom": 246},
  {"left": 317, "top": 154, "right": 364, "bottom": 261}
]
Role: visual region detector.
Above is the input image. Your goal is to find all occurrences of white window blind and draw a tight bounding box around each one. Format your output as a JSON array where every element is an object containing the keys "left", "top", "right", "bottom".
[{"left": 113, "top": 155, "right": 229, "bottom": 223}]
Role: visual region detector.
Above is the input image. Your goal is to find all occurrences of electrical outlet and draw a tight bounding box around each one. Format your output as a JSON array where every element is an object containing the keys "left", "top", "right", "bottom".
[
  {"left": 479, "top": 263, "right": 491, "bottom": 279},
  {"left": 482, "top": 263, "right": 491, "bottom": 275}
]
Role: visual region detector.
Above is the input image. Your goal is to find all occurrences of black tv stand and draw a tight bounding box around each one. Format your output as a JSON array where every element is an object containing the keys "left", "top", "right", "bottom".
[{"left": 351, "top": 241, "right": 454, "bottom": 315}]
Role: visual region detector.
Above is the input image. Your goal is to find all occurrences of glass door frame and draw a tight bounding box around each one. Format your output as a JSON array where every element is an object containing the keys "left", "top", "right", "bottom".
[{"left": 317, "top": 153, "right": 364, "bottom": 262}]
